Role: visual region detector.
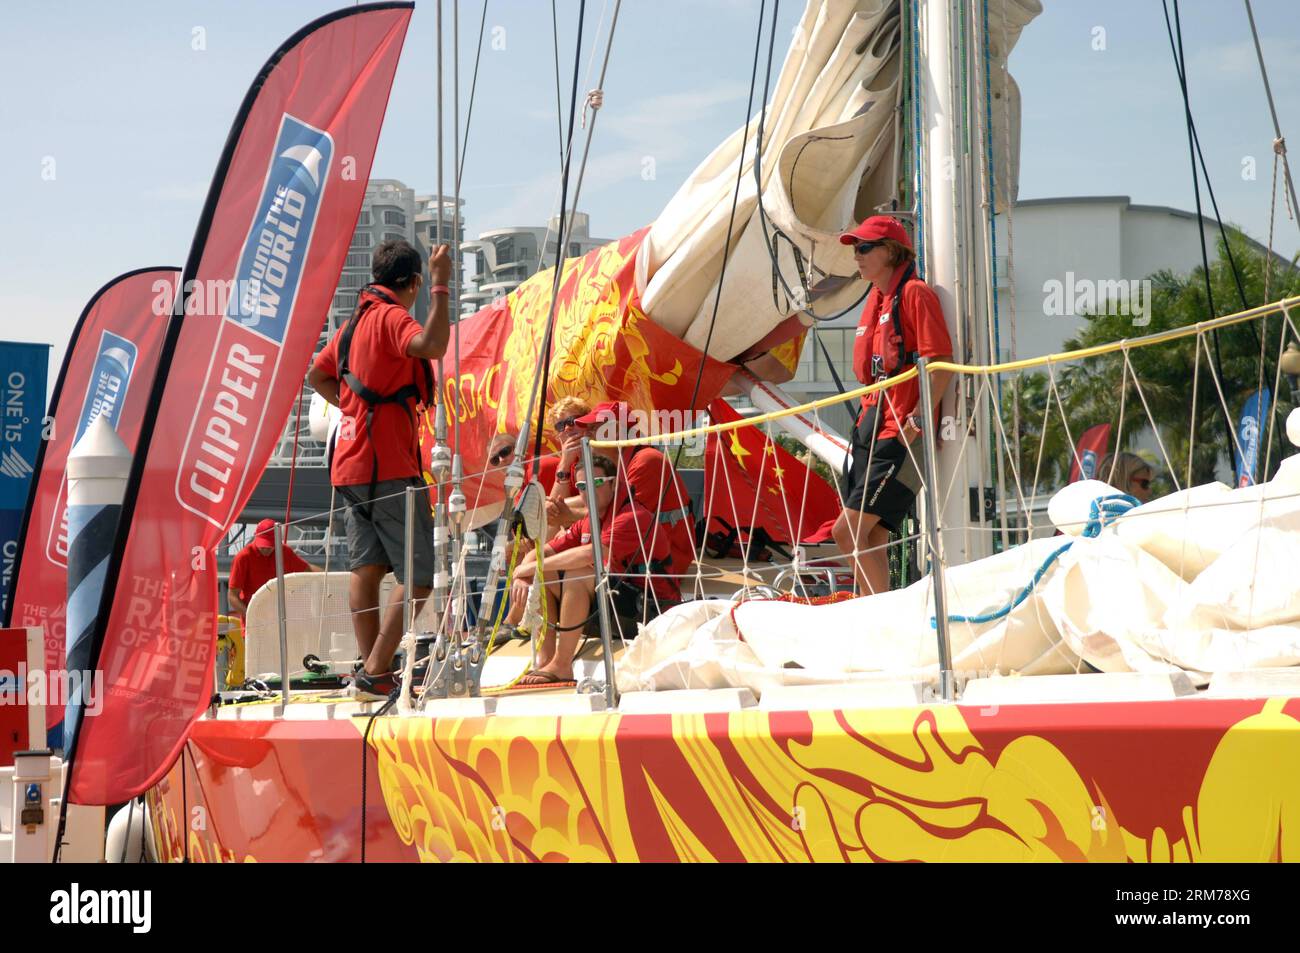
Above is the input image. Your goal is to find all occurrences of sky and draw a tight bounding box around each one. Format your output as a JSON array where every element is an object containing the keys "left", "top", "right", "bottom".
[{"left": 3, "top": 0, "right": 1299, "bottom": 381}]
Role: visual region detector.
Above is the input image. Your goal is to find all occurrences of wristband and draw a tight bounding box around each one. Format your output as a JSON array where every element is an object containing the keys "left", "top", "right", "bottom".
[{"left": 430, "top": 284, "right": 450, "bottom": 296}]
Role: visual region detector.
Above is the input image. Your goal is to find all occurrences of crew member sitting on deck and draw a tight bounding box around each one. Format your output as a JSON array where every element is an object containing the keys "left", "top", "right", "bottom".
[
  {"left": 509, "top": 454, "right": 679, "bottom": 687},
  {"left": 577, "top": 400, "right": 696, "bottom": 593},
  {"left": 306, "top": 239, "right": 451, "bottom": 697},
  {"left": 831, "top": 215, "right": 953, "bottom": 596},
  {"left": 226, "top": 518, "right": 321, "bottom": 618},
  {"left": 543, "top": 395, "right": 593, "bottom": 528}
]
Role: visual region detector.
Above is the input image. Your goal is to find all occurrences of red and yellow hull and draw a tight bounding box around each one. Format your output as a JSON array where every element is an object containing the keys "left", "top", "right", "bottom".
[{"left": 148, "top": 697, "right": 1300, "bottom": 862}]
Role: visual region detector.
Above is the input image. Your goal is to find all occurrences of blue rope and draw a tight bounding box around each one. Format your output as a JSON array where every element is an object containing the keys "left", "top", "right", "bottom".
[{"left": 930, "top": 493, "right": 1139, "bottom": 628}]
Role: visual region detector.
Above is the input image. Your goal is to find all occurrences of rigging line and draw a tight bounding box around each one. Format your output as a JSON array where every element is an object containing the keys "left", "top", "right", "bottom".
[
  {"left": 551, "top": 0, "right": 565, "bottom": 173},
  {"left": 457, "top": 0, "right": 490, "bottom": 186},
  {"left": 750, "top": 3, "right": 863, "bottom": 324},
  {"left": 453, "top": 1, "right": 463, "bottom": 450},
  {"left": 1156, "top": 9, "right": 1249, "bottom": 318},
  {"left": 1244, "top": 0, "right": 1300, "bottom": 242},
  {"left": 283, "top": 378, "right": 305, "bottom": 525},
  {"left": 558, "top": 0, "right": 622, "bottom": 257},
  {"left": 1163, "top": 0, "right": 1239, "bottom": 475},
  {"left": 529, "top": 0, "right": 587, "bottom": 467},
  {"left": 673, "top": 0, "right": 769, "bottom": 469}
]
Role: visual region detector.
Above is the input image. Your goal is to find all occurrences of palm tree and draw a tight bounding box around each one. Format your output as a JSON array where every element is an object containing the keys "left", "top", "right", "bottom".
[{"left": 1001, "top": 233, "right": 1300, "bottom": 494}]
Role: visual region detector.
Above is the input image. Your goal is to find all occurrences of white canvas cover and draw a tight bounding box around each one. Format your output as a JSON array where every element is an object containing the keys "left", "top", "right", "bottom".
[{"left": 618, "top": 443, "right": 1300, "bottom": 695}]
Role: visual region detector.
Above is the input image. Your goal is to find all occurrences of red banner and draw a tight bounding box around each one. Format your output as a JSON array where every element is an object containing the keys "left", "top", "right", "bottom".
[
  {"left": 430, "top": 228, "right": 735, "bottom": 513},
  {"left": 702, "top": 398, "right": 841, "bottom": 546},
  {"left": 69, "top": 3, "right": 413, "bottom": 804},
  {"left": 1068, "top": 423, "right": 1111, "bottom": 484},
  {"left": 1, "top": 628, "right": 32, "bottom": 765},
  {"left": 5, "top": 268, "right": 176, "bottom": 729}
]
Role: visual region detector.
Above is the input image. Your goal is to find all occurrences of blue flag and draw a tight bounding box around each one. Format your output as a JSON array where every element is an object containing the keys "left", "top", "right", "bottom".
[
  {"left": 1235, "top": 387, "right": 1271, "bottom": 488},
  {"left": 1, "top": 341, "right": 51, "bottom": 616}
]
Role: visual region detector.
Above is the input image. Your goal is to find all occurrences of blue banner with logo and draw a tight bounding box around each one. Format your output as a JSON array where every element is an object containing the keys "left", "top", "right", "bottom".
[
  {"left": 1, "top": 341, "right": 50, "bottom": 616},
  {"left": 1235, "top": 387, "right": 1270, "bottom": 488}
]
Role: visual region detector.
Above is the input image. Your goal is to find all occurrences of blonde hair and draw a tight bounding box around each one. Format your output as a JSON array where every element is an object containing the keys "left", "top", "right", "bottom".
[
  {"left": 1097, "top": 451, "right": 1152, "bottom": 490},
  {"left": 547, "top": 396, "right": 591, "bottom": 429}
]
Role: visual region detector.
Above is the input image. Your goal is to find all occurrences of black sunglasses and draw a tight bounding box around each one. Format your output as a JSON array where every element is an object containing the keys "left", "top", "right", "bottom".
[
  {"left": 489, "top": 447, "right": 513, "bottom": 466},
  {"left": 854, "top": 240, "right": 884, "bottom": 256},
  {"left": 1131, "top": 477, "right": 1152, "bottom": 490},
  {"left": 555, "top": 415, "right": 584, "bottom": 433}
]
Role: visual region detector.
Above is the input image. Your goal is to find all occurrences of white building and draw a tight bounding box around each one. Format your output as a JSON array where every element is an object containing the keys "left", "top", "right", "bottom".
[
  {"left": 268, "top": 179, "right": 464, "bottom": 468},
  {"left": 787, "top": 194, "right": 1282, "bottom": 433},
  {"left": 460, "top": 211, "right": 612, "bottom": 315}
]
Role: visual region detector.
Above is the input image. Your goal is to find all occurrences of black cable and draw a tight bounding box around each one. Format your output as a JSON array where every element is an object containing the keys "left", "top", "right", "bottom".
[
  {"left": 672, "top": 0, "right": 770, "bottom": 467},
  {"left": 1163, "top": 0, "right": 1238, "bottom": 475},
  {"left": 457, "top": 0, "right": 490, "bottom": 185},
  {"left": 359, "top": 691, "right": 399, "bottom": 863},
  {"left": 180, "top": 745, "right": 190, "bottom": 863},
  {"left": 531, "top": 0, "right": 587, "bottom": 466},
  {"left": 1161, "top": 4, "right": 1254, "bottom": 319}
]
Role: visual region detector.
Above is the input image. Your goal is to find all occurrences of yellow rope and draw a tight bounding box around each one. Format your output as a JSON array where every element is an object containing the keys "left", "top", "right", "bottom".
[
  {"left": 484, "top": 526, "right": 524, "bottom": 658},
  {"left": 591, "top": 295, "right": 1300, "bottom": 450},
  {"left": 485, "top": 528, "right": 548, "bottom": 693}
]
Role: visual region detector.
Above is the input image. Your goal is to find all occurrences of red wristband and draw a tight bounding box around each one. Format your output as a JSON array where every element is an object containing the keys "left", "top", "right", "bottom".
[{"left": 430, "top": 284, "right": 450, "bottom": 296}]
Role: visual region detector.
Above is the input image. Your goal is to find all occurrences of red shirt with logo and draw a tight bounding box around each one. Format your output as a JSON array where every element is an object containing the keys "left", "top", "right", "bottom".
[
  {"left": 228, "top": 543, "right": 311, "bottom": 612},
  {"left": 547, "top": 498, "right": 680, "bottom": 603},
  {"left": 852, "top": 265, "right": 952, "bottom": 439},
  {"left": 622, "top": 446, "right": 695, "bottom": 577},
  {"left": 313, "top": 287, "right": 430, "bottom": 486}
]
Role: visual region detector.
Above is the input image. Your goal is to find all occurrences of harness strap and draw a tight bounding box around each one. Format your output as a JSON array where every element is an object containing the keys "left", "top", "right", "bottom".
[
  {"left": 337, "top": 285, "right": 435, "bottom": 518},
  {"left": 657, "top": 505, "right": 691, "bottom": 526}
]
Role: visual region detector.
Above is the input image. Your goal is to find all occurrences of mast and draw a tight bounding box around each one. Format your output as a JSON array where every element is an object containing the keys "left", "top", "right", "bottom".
[{"left": 919, "top": 0, "right": 994, "bottom": 566}]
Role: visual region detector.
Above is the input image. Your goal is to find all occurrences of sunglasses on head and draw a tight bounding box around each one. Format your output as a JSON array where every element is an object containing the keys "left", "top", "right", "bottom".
[
  {"left": 854, "top": 240, "right": 884, "bottom": 256},
  {"left": 489, "top": 447, "right": 513, "bottom": 466},
  {"left": 574, "top": 476, "right": 612, "bottom": 493},
  {"left": 555, "top": 415, "right": 584, "bottom": 433}
]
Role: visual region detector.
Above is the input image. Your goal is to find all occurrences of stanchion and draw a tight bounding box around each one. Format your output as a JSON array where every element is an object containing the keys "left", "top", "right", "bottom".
[
  {"left": 916, "top": 357, "right": 955, "bottom": 701},
  {"left": 580, "top": 438, "right": 618, "bottom": 709},
  {"left": 273, "top": 523, "right": 290, "bottom": 707}
]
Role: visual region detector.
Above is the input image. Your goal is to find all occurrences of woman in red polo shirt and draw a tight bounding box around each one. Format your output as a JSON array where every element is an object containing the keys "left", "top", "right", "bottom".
[{"left": 831, "top": 216, "right": 953, "bottom": 596}]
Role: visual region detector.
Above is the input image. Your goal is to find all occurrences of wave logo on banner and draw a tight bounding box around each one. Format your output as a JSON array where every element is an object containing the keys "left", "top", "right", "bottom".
[
  {"left": 1235, "top": 387, "right": 1270, "bottom": 488},
  {"left": 1079, "top": 449, "right": 1099, "bottom": 481},
  {"left": 44, "top": 331, "right": 140, "bottom": 567},
  {"left": 175, "top": 115, "right": 332, "bottom": 527}
]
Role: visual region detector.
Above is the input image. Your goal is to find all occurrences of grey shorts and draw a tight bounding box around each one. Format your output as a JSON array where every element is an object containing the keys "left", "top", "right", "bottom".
[{"left": 339, "top": 478, "right": 435, "bottom": 588}]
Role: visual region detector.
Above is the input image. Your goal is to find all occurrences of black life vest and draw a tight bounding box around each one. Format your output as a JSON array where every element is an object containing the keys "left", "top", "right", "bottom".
[{"left": 336, "top": 285, "right": 434, "bottom": 511}]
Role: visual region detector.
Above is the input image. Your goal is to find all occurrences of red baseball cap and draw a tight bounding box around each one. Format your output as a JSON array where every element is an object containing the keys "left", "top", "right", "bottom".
[
  {"left": 253, "top": 518, "right": 277, "bottom": 548},
  {"left": 574, "top": 400, "right": 624, "bottom": 427},
  {"left": 840, "top": 215, "right": 911, "bottom": 249}
]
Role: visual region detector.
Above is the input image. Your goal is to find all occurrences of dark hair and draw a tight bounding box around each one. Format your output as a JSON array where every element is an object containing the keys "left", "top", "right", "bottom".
[
  {"left": 371, "top": 239, "right": 423, "bottom": 290},
  {"left": 576, "top": 454, "right": 617, "bottom": 480},
  {"left": 881, "top": 238, "right": 916, "bottom": 268}
]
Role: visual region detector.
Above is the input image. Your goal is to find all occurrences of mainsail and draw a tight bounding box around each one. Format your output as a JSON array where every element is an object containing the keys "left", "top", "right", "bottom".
[{"left": 68, "top": 2, "right": 414, "bottom": 804}]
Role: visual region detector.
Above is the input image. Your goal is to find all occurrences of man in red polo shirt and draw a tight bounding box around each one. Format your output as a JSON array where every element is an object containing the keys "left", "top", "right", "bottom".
[
  {"left": 831, "top": 215, "right": 953, "bottom": 596},
  {"left": 509, "top": 454, "right": 678, "bottom": 687},
  {"left": 307, "top": 239, "right": 451, "bottom": 696},
  {"left": 226, "top": 518, "right": 319, "bottom": 617}
]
